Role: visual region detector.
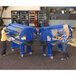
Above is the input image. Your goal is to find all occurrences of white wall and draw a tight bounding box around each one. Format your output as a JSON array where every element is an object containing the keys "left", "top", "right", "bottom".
[
  {"left": 2, "top": 6, "right": 40, "bottom": 25},
  {"left": 0, "top": 6, "right": 3, "bottom": 17}
]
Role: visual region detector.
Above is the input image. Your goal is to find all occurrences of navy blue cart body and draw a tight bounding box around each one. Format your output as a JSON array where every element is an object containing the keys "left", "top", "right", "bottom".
[
  {"left": 39, "top": 24, "right": 72, "bottom": 59},
  {"left": 5, "top": 23, "right": 37, "bottom": 57}
]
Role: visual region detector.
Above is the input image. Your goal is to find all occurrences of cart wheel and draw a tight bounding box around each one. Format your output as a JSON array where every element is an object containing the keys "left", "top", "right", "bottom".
[
  {"left": 50, "top": 56, "right": 53, "bottom": 59},
  {"left": 29, "top": 52, "right": 32, "bottom": 55},
  {"left": 43, "top": 54, "right": 46, "bottom": 56},
  {"left": 21, "top": 54, "right": 24, "bottom": 57},
  {"left": 11, "top": 49, "right": 14, "bottom": 52}
]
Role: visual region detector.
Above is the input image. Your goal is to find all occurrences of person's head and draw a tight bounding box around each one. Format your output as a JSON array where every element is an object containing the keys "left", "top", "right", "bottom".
[
  {"left": 63, "top": 24, "right": 68, "bottom": 29},
  {"left": 3, "top": 25, "right": 6, "bottom": 30}
]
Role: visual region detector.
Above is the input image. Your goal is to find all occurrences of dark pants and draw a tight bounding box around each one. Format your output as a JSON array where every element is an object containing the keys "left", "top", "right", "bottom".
[
  {"left": 1, "top": 41, "right": 7, "bottom": 55},
  {"left": 61, "top": 43, "right": 69, "bottom": 58},
  {"left": 57, "top": 41, "right": 69, "bottom": 58}
]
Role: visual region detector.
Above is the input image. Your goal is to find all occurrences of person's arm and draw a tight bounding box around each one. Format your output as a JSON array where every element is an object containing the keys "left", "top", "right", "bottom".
[
  {"left": 59, "top": 24, "right": 69, "bottom": 41},
  {"left": 64, "top": 29, "right": 69, "bottom": 40},
  {"left": 59, "top": 30, "right": 69, "bottom": 41},
  {"left": 3, "top": 30, "right": 9, "bottom": 39}
]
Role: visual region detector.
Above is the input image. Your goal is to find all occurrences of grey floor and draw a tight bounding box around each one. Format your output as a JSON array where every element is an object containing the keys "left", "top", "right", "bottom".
[{"left": 0, "top": 40, "right": 76, "bottom": 70}]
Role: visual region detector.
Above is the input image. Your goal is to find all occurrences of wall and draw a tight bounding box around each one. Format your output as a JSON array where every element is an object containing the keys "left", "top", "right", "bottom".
[
  {"left": 2, "top": 6, "right": 40, "bottom": 25},
  {"left": 49, "top": 20, "right": 76, "bottom": 28},
  {"left": 46, "top": 7, "right": 76, "bottom": 28}
]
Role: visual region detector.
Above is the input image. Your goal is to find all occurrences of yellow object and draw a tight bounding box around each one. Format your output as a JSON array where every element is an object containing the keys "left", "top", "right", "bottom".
[{"left": 1, "top": 29, "right": 7, "bottom": 41}]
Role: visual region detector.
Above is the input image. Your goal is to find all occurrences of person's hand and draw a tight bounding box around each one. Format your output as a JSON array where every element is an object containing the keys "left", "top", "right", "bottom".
[
  {"left": 59, "top": 38, "right": 67, "bottom": 41},
  {"left": 11, "top": 38, "right": 15, "bottom": 41},
  {"left": 9, "top": 38, "right": 12, "bottom": 41},
  {"left": 7, "top": 38, "right": 12, "bottom": 41},
  {"left": 59, "top": 38, "right": 64, "bottom": 41}
]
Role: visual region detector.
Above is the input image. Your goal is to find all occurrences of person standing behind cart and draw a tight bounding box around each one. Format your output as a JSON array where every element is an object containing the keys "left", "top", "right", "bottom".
[
  {"left": 59, "top": 24, "right": 70, "bottom": 60},
  {"left": 1, "top": 25, "right": 8, "bottom": 56}
]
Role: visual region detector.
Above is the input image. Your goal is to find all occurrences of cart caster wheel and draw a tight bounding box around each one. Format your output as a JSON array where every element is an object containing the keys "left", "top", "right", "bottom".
[
  {"left": 50, "top": 56, "right": 53, "bottom": 59},
  {"left": 21, "top": 54, "right": 24, "bottom": 57},
  {"left": 43, "top": 54, "right": 46, "bottom": 56},
  {"left": 11, "top": 49, "right": 14, "bottom": 52},
  {"left": 29, "top": 52, "right": 32, "bottom": 55}
]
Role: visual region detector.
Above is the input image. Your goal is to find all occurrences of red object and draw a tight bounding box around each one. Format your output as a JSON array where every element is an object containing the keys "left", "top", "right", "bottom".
[{"left": 34, "top": 11, "right": 37, "bottom": 26}]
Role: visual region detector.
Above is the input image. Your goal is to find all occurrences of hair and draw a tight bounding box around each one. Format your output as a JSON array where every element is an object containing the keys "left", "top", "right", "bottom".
[
  {"left": 3, "top": 25, "right": 6, "bottom": 28},
  {"left": 1, "top": 25, "right": 6, "bottom": 30}
]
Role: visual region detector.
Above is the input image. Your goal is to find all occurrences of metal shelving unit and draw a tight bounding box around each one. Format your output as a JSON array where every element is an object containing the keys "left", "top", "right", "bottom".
[
  {"left": 11, "top": 11, "right": 29, "bottom": 25},
  {"left": 37, "top": 11, "right": 46, "bottom": 27}
]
